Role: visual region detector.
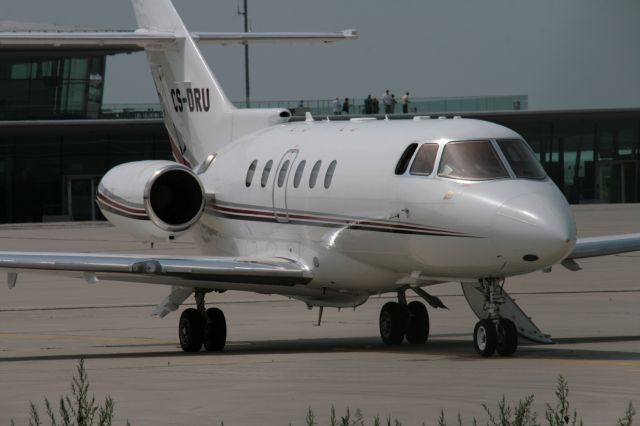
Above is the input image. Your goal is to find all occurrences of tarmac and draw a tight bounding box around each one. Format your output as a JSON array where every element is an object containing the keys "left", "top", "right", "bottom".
[{"left": 1, "top": 204, "right": 639, "bottom": 425}]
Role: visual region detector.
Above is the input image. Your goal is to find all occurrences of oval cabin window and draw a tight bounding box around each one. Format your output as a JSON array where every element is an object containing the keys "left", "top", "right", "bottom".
[
  {"left": 293, "top": 160, "right": 306, "bottom": 188},
  {"left": 277, "top": 159, "right": 290, "bottom": 188},
  {"left": 324, "top": 160, "right": 337, "bottom": 189},
  {"left": 309, "top": 160, "right": 322, "bottom": 188},
  {"left": 261, "top": 160, "right": 273, "bottom": 188},
  {"left": 245, "top": 160, "right": 258, "bottom": 187}
]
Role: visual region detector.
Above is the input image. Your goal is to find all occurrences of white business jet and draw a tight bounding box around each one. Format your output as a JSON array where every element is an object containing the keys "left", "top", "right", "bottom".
[{"left": 1, "top": 0, "right": 639, "bottom": 357}]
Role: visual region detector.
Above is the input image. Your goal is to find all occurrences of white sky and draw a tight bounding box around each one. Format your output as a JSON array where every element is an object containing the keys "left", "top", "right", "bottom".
[{"left": 5, "top": 0, "right": 640, "bottom": 110}]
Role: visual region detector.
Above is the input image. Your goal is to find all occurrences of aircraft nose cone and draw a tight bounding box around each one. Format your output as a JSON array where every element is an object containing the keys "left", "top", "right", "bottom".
[{"left": 492, "top": 192, "right": 576, "bottom": 272}]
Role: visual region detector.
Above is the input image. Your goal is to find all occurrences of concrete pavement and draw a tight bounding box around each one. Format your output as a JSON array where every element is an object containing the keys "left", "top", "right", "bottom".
[{"left": 1, "top": 204, "right": 639, "bottom": 424}]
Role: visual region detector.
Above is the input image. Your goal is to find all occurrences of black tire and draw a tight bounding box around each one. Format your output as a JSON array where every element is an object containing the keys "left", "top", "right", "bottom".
[
  {"left": 496, "top": 318, "right": 518, "bottom": 357},
  {"left": 203, "top": 307, "right": 227, "bottom": 352},
  {"left": 179, "top": 308, "right": 205, "bottom": 352},
  {"left": 473, "top": 319, "right": 497, "bottom": 357},
  {"left": 405, "top": 301, "right": 429, "bottom": 345},
  {"left": 379, "top": 301, "right": 407, "bottom": 345}
]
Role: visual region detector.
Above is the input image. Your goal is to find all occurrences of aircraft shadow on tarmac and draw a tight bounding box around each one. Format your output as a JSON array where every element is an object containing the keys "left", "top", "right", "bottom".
[{"left": 2, "top": 333, "right": 640, "bottom": 363}]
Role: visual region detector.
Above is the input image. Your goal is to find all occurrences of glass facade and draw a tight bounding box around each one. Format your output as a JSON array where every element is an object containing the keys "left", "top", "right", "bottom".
[
  {"left": 0, "top": 122, "right": 170, "bottom": 223},
  {"left": 1, "top": 110, "right": 638, "bottom": 224},
  {"left": 490, "top": 114, "right": 640, "bottom": 204},
  {"left": 0, "top": 55, "right": 105, "bottom": 120}
]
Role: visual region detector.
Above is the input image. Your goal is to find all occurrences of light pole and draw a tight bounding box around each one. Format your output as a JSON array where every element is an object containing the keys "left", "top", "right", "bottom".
[{"left": 238, "top": 0, "right": 250, "bottom": 107}]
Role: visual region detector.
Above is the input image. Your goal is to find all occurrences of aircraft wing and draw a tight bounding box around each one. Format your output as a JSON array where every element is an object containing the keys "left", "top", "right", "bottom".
[
  {"left": 0, "top": 251, "right": 318, "bottom": 317},
  {"left": 0, "top": 30, "right": 357, "bottom": 50},
  {"left": 561, "top": 233, "right": 640, "bottom": 270},
  {"left": 0, "top": 251, "right": 312, "bottom": 288},
  {"left": 567, "top": 233, "right": 640, "bottom": 259}
]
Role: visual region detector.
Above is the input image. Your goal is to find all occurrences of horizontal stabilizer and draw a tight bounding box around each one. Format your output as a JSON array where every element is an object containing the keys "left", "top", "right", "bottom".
[
  {"left": 192, "top": 30, "right": 357, "bottom": 44},
  {"left": 0, "top": 30, "right": 357, "bottom": 50}
]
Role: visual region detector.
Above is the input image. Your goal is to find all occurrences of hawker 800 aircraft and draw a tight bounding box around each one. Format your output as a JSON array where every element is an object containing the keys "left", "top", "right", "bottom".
[{"left": 2, "top": 0, "right": 640, "bottom": 357}]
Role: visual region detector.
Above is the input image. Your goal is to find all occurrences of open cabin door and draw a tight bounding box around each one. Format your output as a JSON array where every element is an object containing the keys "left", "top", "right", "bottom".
[{"left": 272, "top": 149, "right": 298, "bottom": 222}]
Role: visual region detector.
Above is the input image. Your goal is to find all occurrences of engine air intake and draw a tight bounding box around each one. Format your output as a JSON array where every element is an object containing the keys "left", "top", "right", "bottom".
[{"left": 148, "top": 168, "right": 204, "bottom": 229}]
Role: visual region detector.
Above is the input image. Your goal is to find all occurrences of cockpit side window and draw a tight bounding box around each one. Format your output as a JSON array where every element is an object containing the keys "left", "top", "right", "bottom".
[
  {"left": 497, "top": 139, "right": 547, "bottom": 179},
  {"left": 394, "top": 143, "right": 419, "bottom": 175},
  {"left": 410, "top": 143, "right": 439, "bottom": 176},
  {"left": 438, "top": 140, "right": 509, "bottom": 180}
]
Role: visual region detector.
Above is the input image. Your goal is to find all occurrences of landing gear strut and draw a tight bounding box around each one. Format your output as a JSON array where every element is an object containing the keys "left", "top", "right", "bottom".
[
  {"left": 472, "top": 279, "right": 518, "bottom": 357},
  {"left": 379, "top": 291, "right": 430, "bottom": 345},
  {"left": 178, "top": 289, "right": 226, "bottom": 352}
]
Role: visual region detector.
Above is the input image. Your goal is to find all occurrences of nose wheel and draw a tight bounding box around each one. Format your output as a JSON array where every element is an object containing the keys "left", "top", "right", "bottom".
[
  {"left": 473, "top": 319, "right": 497, "bottom": 356},
  {"left": 468, "top": 278, "right": 519, "bottom": 357},
  {"left": 472, "top": 318, "right": 518, "bottom": 357},
  {"left": 496, "top": 318, "right": 518, "bottom": 356}
]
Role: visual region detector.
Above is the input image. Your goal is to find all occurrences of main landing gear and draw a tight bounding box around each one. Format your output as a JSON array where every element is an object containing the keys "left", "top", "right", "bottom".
[
  {"left": 178, "top": 289, "right": 227, "bottom": 352},
  {"left": 379, "top": 291, "right": 430, "bottom": 345},
  {"left": 471, "top": 279, "right": 518, "bottom": 357}
]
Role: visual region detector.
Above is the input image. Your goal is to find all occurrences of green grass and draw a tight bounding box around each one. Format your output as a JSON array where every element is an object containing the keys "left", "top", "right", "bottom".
[
  {"left": 14, "top": 362, "right": 635, "bottom": 426},
  {"left": 303, "top": 377, "right": 635, "bottom": 426},
  {"left": 15, "top": 359, "right": 128, "bottom": 426}
]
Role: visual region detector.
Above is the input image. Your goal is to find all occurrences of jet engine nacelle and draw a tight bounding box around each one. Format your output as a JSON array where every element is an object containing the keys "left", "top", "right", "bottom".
[{"left": 97, "top": 160, "right": 205, "bottom": 241}]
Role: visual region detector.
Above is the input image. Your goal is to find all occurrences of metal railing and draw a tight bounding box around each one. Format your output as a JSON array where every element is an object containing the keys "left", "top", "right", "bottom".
[
  {"left": 0, "top": 95, "right": 527, "bottom": 121},
  {"left": 100, "top": 95, "right": 526, "bottom": 118},
  {"left": 233, "top": 95, "right": 528, "bottom": 116}
]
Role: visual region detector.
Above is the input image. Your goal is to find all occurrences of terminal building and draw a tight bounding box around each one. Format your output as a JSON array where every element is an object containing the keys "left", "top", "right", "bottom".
[{"left": 1, "top": 40, "right": 639, "bottom": 224}]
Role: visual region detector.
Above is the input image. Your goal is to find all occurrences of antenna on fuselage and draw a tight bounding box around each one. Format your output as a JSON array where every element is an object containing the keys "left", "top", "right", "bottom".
[{"left": 305, "top": 112, "right": 314, "bottom": 123}]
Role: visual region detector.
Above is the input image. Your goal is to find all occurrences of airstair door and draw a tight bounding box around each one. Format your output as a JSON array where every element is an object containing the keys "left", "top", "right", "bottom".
[{"left": 272, "top": 149, "right": 298, "bottom": 223}]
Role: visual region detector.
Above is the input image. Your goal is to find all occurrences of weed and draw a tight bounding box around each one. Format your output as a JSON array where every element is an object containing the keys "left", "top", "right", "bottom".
[
  {"left": 304, "top": 376, "right": 634, "bottom": 426},
  {"left": 18, "top": 359, "right": 127, "bottom": 426}
]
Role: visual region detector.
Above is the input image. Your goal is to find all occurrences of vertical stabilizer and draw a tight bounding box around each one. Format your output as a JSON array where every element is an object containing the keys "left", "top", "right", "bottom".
[{"left": 132, "top": 0, "right": 235, "bottom": 168}]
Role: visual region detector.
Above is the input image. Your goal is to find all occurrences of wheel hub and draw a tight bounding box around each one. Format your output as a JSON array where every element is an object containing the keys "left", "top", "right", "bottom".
[
  {"left": 477, "top": 325, "right": 487, "bottom": 350},
  {"left": 381, "top": 312, "right": 392, "bottom": 337}
]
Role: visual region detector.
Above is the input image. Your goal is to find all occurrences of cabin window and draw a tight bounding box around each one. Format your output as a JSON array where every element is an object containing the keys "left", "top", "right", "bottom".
[
  {"left": 245, "top": 160, "right": 258, "bottom": 187},
  {"left": 309, "top": 160, "right": 322, "bottom": 188},
  {"left": 410, "top": 144, "right": 439, "bottom": 176},
  {"left": 261, "top": 160, "right": 273, "bottom": 187},
  {"left": 277, "top": 159, "right": 290, "bottom": 188},
  {"left": 438, "top": 140, "right": 509, "bottom": 180},
  {"left": 293, "top": 160, "right": 306, "bottom": 188},
  {"left": 395, "top": 143, "right": 419, "bottom": 175},
  {"left": 497, "top": 139, "right": 546, "bottom": 179},
  {"left": 324, "top": 160, "right": 337, "bottom": 189}
]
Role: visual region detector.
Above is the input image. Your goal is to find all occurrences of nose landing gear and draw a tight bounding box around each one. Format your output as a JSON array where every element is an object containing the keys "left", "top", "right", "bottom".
[
  {"left": 470, "top": 279, "right": 518, "bottom": 357},
  {"left": 178, "top": 289, "right": 227, "bottom": 352}
]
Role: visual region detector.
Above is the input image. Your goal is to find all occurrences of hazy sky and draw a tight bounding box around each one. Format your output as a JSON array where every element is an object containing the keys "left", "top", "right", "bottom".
[{"left": 4, "top": 0, "right": 640, "bottom": 110}]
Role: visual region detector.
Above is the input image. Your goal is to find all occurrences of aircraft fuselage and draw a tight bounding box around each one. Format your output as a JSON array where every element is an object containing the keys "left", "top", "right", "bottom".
[{"left": 195, "top": 118, "right": 577, "bottom": 294}]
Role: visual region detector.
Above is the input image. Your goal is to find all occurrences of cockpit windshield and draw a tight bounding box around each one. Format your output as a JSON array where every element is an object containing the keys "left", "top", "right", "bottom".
[
  {"left": 437, "top": 140, "right": 509, "bottom": 180},
  {"left": 497, "top": 139, "right": 547, "bottom": 179}
]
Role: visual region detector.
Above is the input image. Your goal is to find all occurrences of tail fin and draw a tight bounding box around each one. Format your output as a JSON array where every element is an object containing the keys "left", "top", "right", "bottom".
[{"left": 132, "top": 0, "right": 289, "bottom": 168}]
